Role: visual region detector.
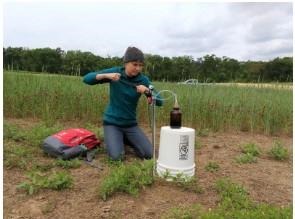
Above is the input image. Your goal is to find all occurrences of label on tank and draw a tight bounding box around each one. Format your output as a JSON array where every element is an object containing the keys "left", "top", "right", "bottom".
[{"left": 179, "top": 135, "right": 189, "bottom": 160}]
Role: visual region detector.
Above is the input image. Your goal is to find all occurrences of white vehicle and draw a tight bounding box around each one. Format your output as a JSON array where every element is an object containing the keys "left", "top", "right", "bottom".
[{"left": 177, "top": 79, "right": 199, "bottom": 85}]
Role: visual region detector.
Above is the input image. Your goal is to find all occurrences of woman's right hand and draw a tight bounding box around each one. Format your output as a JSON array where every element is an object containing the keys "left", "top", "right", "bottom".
[
  {"left": 96, "top": 73, "right": 121, "bottom": 81},
  {"left": 106, "top": 73, "right": 121, "bottom": 81}
]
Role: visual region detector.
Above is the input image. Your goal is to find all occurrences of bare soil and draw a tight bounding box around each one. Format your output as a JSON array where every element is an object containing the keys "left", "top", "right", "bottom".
[{"left": 4, "top": 118, "right": 292, "bottom": 219}]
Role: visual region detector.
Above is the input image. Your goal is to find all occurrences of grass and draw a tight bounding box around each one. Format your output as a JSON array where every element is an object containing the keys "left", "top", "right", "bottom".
[
  {"left": 54, "top": 158, "right": 82, "bottom": 169},
  {"left": 3, "top": 119, "right": 292, "bottom": 218},
  {"left": 4, "top": 71, "right": 292, "bottom": 135},
  {"left": 241, "top": 143, "right": 261, "bottom": 156},
  {"left": 162, "top": 178, "right": 292, "bottom": 219},
  {"left": 205, "top": 161, "right": 220, "bottom": 172},
  {"left": 235, "top": 153, "right": 257, "bottom": 164},
  {"left": 269, "top": 140, "right": 289, "bottom": 161},
  {"left": 235, "top": 143, "right": 261, "bottom": 164},
  {"left": 99, "top": 159, "right": 154, "bottom": 200},
  {"left": 4, "top": 142, "right": 34, "bottom": 169},
  {"left": 17, "top": 171, "right": 73, "bottom": 195},
  {"left": 4, "top": 120, "right": 62, "bottom": 147}
]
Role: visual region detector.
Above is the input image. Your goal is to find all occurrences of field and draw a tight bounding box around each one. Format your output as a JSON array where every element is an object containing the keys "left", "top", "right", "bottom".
[{"left": 3, "top": 71, "right": 293, "bottom": 218}]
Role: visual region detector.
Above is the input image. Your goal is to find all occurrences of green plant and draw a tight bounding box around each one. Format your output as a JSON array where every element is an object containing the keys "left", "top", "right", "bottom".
[
  {"left": 4, "top": 122, "right": 26, "bottom": 142},
  {"left": 46, "top": 172, "right": 73, "bottom": 190},
  {"left": 4, "top": 143, "right": 34, "bottom": 169},
  {"left": 17, "top": 171, "right": 73, "bottom": 195},
  {"left": 162, "top": 204, "right": 203, "bottom": 219},
  {"left": 235, "top": 143, "right": 260, "bottom": 164},
  {"left": 25, "top": 123, "right": 62, "bottom": 147},
  {"left": 4, "top": 72, "right": 292, "bottom": 135},
  {"left": 99, "top": 160, "right": 154, "bottom": 200},
  {"left": 162, "top": 178, "right": 292, "bottom": 218},
  {"left": 241, "top": 143, "right": 261, "bottom": 156},
  {"left": 215, "top": 178, "right": 252, "bottom": 210},
  {"left": 235, "top": 153, "right": 257, "bottom": 164},
  {"left": 205, "top": 161, "right": 220, "bottom": 172},
  {"left": 269, "top": 141, "right": 289, "bottom": 161}
]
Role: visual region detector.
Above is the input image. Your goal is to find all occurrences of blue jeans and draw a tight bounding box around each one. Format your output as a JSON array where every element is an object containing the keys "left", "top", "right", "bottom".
[{"left": 103, "top": 125, "right": 153, "bottom": 160}]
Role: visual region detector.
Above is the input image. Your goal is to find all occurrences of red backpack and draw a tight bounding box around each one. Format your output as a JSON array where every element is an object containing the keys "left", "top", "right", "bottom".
[
  {"left": 43, "top": 128, "right": 100, "bottom": 160},
  {"left": 53, "top": 128, "right": 100, "bottom": 149}
]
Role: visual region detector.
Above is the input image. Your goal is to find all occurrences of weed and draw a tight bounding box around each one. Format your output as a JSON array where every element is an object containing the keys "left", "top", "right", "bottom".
[
  {"left": 18, "top": 171, "right": 73, "bottom": 195},
  {"left": 54, "top": 158, "right": 82, "bottom": 169},
  {"left": 4, "top": 143, "right": 34, "bottom": 169},
  {"left": 235, "top": 143, "right": 260, "bottom": 164},
  {"left": 157, "top": 171, "right": 203, "bottom": 194},
  {"left": 162, "top": 204, "right": 203, "bottom": 219},
  {"left": 99, "top": 160, "right": 154, "bottom": 200},
  {"left": 162, "top": 178, "right": 292, "bottom": 218},
  {"left": 33, "top": 163, "right": 55, "bottom": 172},
  {"left": 215, "top": 178, "right": 253, "bottom": 210},
  {"left": 4, "top": 122, "right": 26, "bottom": 142},
  {"left": 46, "top": 171, "right": 73, "bottom": 190},
  {"left": 235, "top": 153, "right": 257, "bottom": 164},
  {"left": 241, "top": 143, "right": 261, "bottom": 156},
  {"left": 205, "top": 161, "right": 220, "bottom": 172},
  {"left": 269, "top": 140, "right": 289, "bottom": 161},
  {"left": 26, "top": 123, "right": 61, "bottom": 147},
  {"left": 174, "top": 177, "right": 203, "bottom": 194}
]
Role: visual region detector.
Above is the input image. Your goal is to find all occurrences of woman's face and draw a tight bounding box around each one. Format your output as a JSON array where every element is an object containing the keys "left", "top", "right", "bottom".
[{"left": 125, "top": 61, "right": 144, "bottom": 77}]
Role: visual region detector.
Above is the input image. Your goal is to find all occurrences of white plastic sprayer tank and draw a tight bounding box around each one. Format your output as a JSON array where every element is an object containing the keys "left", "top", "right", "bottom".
[{"left": 156, "top": 126, "right": 195, "bottom": 180}]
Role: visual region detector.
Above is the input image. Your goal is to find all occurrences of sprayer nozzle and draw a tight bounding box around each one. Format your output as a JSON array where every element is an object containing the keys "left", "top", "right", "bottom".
[{"left": 174, "top": 98, "right": 179, "bottom": 108}]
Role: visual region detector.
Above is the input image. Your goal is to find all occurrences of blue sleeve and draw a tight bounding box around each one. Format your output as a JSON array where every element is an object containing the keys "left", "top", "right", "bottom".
[{"left": 83, "top": 67, "right": 121, "bottom": 85}]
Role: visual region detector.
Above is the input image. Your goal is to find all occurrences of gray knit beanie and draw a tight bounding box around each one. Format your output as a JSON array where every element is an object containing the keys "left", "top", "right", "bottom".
[{"left": 123, "top": 47, "right": 144, "bottom": 63}]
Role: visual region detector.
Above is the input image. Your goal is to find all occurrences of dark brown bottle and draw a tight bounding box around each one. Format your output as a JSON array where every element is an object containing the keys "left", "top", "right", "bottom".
[{"left": 170, "top": 107, "right": 182, "bottom": 128}]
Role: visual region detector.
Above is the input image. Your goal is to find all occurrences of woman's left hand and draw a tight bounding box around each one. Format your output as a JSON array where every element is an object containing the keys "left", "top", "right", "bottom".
[{"left": 136, "top": 85, "right": 149, "bottom": 94}]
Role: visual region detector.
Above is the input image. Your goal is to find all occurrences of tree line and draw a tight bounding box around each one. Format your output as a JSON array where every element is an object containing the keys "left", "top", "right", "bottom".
[{"left": 3, "top": 47, "right": 292, "bottom": 82}]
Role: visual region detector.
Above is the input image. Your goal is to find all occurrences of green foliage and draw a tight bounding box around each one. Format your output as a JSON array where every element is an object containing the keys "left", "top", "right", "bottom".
[
  {"left": 235, "top": 153, "right": 257, "bottom": 164},
  {"left": 205, "top": 161, "right": 220, "bottom": 172},
  {"left": 215, "top": 178, "right": 253, "bottom": 210},
  {"left": 54, "top": 158, "right": 82, "bottom": 169},
  {"left": 4, "top": 122, "right": 26, "bottom": 142},
  {"left": 3, "top": 47, "right": 293, "bottom": 82},
  {"left": 4, "top": 72, "right": 292, "bottom": 135},
  {"left": 99, "top": 160, "right": 154, "bottom": 200},
  {"left": 173, "top": 176, "right": 203, "bottom": 194},
  {"left": 163, "top": 178, "right": 292, "bottom": 218},
  {"left": 162, "top": 204, "right": 203, "bottom": 219},
  {"left": 25, "top": 123, "right": 62, "bottom": 147},
  {"left": 4, "top": 143, "right": 33, "bottom": 169},
  {"left": 269, "top": 141, "right": 289, "bottom": 161},
  {"left": 4, "top": 121, "right": 61, "bottom": 147},
  {"left": 241, "top": 143, "right": 261, "bottom": 156},
  {"left": 17, "top": 171, "right": 73, "bottom": 195},
  {"left": 158, "top": 170, "right": 203, "bottom": 194},
  {"left": 236, "top": 143, "right": 260, "bottom": 164}
]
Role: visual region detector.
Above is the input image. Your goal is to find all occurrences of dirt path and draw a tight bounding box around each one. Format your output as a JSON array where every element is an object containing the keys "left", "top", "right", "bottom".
[{"left": 4, "top": 119, "right": 292, "bottom": 219}]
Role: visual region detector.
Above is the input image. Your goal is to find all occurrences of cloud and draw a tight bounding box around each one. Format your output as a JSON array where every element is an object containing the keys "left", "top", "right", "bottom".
[
  {"left": 3, "top": 2, "right": 293, "bottom": 61},
  {"left": 157, "top": 2, "right": 292, "bottom": 60}
]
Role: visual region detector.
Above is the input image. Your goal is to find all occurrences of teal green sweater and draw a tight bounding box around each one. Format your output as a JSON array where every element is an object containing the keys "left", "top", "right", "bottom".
[{"left": 83, "top": 66, "right": 163, "bottom": 127}]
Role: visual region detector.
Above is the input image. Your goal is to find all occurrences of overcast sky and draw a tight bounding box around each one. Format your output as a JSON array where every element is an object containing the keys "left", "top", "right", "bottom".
[{"left": 3, "top": 1, "right": 293, "bottom": 61}]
